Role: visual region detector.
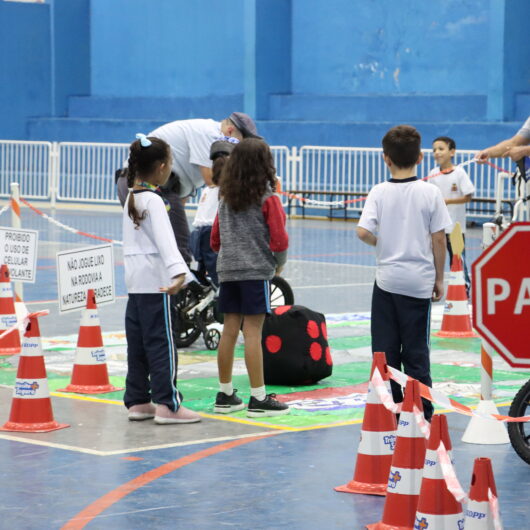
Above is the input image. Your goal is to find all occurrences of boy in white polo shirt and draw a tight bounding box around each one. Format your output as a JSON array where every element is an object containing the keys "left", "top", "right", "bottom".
[
  {"left": 429, "top": 136, "right": 475, "bottom": 296},
  {"left": 356, "top": 125, "right": 452, "bottom": 421}
]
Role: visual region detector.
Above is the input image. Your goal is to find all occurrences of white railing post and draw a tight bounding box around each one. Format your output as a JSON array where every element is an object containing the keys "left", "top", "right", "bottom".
[
  {"left": 50, "top": 142, "right": 60, "bottom": 208},
  {"left": 9, "top": 182, "right": 23, "bottom": 302}
]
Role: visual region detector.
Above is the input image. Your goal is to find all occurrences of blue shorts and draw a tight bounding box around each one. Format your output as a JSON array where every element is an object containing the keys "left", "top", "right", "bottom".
[{"left": 218, "top": 280, "right": 271, "bottom": 315}]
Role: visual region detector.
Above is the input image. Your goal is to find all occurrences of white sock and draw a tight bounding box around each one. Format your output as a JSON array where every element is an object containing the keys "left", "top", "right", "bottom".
[
  {"left": 250, "top": 386, "right": 266, "bottom": 401},
  {"left": 220, "top": 382, "right": 233, "bottom": 396}
]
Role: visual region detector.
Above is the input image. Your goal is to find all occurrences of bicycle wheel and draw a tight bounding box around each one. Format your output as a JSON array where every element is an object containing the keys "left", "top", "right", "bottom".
[
  {"left": 270, "top": 276, "right": 294, "bottom": 308},
  {"left": 171, "top": 289, "right": 202, "bottom": 348},
  {"left": 508, "top": 378, "right": 530, "bottom": 465}
]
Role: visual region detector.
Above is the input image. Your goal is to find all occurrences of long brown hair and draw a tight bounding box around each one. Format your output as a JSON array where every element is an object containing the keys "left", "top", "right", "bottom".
[
  {"left": 219, "top": 138, "right": 276, "bottom": 212},
  {"left": 126, "top": 136, "right": 170, "bottom": 228}
]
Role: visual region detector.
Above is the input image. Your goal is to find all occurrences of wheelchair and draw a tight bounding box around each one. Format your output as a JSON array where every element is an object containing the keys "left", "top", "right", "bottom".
[
  {"left": 171, "top": 275, "right": 295, "bottom": 350},
  {"left": 508, "top": 379, "right": 530, "bottom": 465}
]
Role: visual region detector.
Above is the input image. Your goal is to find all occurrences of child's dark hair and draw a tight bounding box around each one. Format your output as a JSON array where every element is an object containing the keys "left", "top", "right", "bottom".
[
  {"left": 219, "top": 138, "right": 276, "bottom": 212},
  {"left": 382, "top": 125, "right": 421, "bottom": 169},
  {"left": 210, "top": 139, "right": 237, "bottom": 186},
  {"left": 127, "top": 136, "right": 170, "bottom": 228},
  {"left": 433, "top": 136, "right": 456, "bottom": 150}
]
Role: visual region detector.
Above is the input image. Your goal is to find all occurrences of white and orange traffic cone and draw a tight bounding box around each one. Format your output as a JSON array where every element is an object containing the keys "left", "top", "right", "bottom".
[
  {"left": 464, "top": 457, "right": 503, "bottom": 529},
  {"left": 335, "top": 352, "right": 397, "bottom": 496},
  {"left": 58, "top": 289, "right": 122, "bottom": 394},
  {"left": 0, "top": 315, "right": 69, "bottom": 432},
  {"left": 0, "top": 264, "right": 21, "bottom": 355},
  {"left": 414, "top": 414, "right": 464, "bottom": 528},
  {"left": 367, "top": 378, "right": 428, "bottom": 529}
]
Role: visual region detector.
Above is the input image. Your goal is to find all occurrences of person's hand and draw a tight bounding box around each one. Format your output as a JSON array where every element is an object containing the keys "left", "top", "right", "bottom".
[
  {"left": 275, "top": 265, "right": 284, "bottom": 276},
  {"left": 503, "top": 145, "right": 527, "bottom": 162},
  {"left": 432, "top": 280, "right": 444, "bottom": 302},
  {"left": 160, "top": 274, "right": 186, "bottom": 295},
  {"left": 475, "top": 149, "right": 490, "bottom": 164}
]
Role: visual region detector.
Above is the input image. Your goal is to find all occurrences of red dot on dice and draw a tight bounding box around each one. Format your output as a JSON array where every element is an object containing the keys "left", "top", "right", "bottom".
[
  {"left": 309, "top": 342, "right": 322, "bottom": 361},
  {"left": 320, "top": 321, "right": 328, "bottom": 340},
  {"left": 307, "top": 320, "right": 319, "bottom": 339},
  {"left": 274, "top": 305, "right": 291, "bottom": 315},
  {"left": 325, "top": 346, "right": 332, "bottom": 366},
  {"left": 265, "top": 335, "right": 282, "bottom": 354}
]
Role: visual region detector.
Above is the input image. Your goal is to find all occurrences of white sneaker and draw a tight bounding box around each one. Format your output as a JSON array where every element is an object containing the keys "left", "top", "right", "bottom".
[
  {"left": 128, "top": 403, "right": 156, "bottom": 421},
  {"left": 154, "top": 404, "right": 201, "bottom": 424}
]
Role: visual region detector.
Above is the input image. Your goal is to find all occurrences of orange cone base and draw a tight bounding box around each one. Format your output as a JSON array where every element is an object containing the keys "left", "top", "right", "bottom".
[
  {"left": 334, "top": 480, "right": 387, "bottom": 496},
  {"left": 57, "top": 383, "right": 123, "bottom": 394},
  {"left": 434, "top": 329, "right": 478, "bottom": 338},
  {"left": 366, "top": 522, "right": 410, "bottom": 530},
  {"left": 0, "top": 420, "right": 69, "bottom": 433}
]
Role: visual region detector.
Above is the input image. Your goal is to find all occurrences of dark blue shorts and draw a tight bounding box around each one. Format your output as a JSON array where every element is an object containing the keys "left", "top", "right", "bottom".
[{"left": 218, "top": 280, "right": 271, "bottom": 315}]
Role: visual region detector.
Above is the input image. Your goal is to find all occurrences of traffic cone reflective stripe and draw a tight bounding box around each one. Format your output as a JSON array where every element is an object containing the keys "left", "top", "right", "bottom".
[
  {"left": 464, "top": 458, "right": 501, "bottom": 529},
  {"left": 367, "top": 379, "right": 427, "bottom": 529},
  {"left": 335, "top": 352, "right": 397, "bottom": 496},
  {"left": 435, "top": 255, "right": 477, "bottom": 338},
  {"left": 0, "top": 264, "right": 21, "bottom": 355},
  {"left": 0, "top": 316, "right": 69, "bottom": 432},
  {"left": 58, "top": 289, "right": 122, "bottom": 394},
  {"left": 414, "top": 415, "right": 464, "bottom": 529}
]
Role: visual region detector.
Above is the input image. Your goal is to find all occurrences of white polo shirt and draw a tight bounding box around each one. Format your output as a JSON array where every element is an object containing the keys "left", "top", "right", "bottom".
[
  {"left": 149, "top": 119, "right": 221, "bottom": 198},
  {"left": 428, "top": 166, "right": 475, "bottom": 234},
  {"left": 123, "top": 190, "right": 193, "bottom": 293},
  {"left": 517, "top": 116, "right": 530, "bottom": 140},
  {"left": 192, "top": 186, "right": 219, "bottom": 228},
  {"left": 358, "top": 177, "right": 452, "bottom": 299}
]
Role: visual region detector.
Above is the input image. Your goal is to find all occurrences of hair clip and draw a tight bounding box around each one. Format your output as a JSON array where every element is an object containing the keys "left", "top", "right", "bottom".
[
  {"left": 217, "top": 135, "right": 240, "bottom": 144},
  {"left": 135, "top": 133, "right": 152, "bottom": 148}
]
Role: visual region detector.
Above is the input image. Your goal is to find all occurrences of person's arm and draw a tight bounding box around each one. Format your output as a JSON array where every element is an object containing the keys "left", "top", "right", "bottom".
[
  {"left": 431, "top": 229, "right": 446, "bottom": 302},
  {"left": 445, "top": 193, "right": 472, "bottom": 205},
  {"left": 503, "top": 144, "right": 530, "bottom": 162},
  {"left": 356, "top": 226, "right": 377, "bottom": 246},
  {"left": 262, "top": 195, "right": 289, "bottom": 273},
  {"left": 199, "top": 165, "right": 213, "bottom": 187},
  {"left": 476, "top": 134, "right": 528, "bottom": 162},
  {"left": 210, "top": 214, "right": 220, "bottom": 252}
]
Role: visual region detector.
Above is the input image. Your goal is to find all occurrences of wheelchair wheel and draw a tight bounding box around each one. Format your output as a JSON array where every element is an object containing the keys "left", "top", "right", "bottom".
[
  {"left": 508, "top": 378, "right": 530, "bottom": 465},
  {"left": 171, "top": 288, "right": 202, "bottom": 348},
  {"left": 270, "top": 276, "right": 294, "bottom": 308}
]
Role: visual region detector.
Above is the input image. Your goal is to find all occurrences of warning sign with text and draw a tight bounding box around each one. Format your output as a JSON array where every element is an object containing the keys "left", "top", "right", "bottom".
[
  {"left": 0, "top": 227, "right": 39, "bottom": 283},
  {"left": 56, "top": 244, "right": 115, "bottom": 313}
]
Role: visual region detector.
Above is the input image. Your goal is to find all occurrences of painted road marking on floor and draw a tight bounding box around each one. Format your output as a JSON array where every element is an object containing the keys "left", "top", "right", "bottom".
[{"left": 60, "top": 433, "right": 279, "bottom": 530}]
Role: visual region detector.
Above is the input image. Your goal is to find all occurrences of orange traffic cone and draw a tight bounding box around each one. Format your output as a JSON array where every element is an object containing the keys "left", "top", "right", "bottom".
[
  {"left": 414, "top": 415, "right": 464, "bottom": 528},
  {"left": 57, "top": 289, "right": 122, "bottom": 394},
  {"left": 435, "top": 255, "right": 477, "bottom": 338},
  {"left": 0, "top": 264, "right": 21, "bottom": 355},
  {"left": 0, "top": 315, "right": 69, "bottom": 432},
  {"left": 367, "top": 379, "right": 428, "bottom": 529},
  {"left": 464, "top": 458, "right": 502, "bottom": 529},
  {"left": 335, "top": 352, "right": 397, "bottom": 496}
]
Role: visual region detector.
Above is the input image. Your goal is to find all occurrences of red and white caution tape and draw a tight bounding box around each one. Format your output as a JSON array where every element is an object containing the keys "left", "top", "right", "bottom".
[
  {"left": 0, "top": 309, "right": 49, "bottom": 341},
  {"left": 371, "top": 367, "right": 402, "bottom": 414},
  {"left": 0, "top": 203, "right": 10, "bottom": 217},
  {"left": 413, "top": 404, "right": 431, "bottom": 438},
  {"left": 388, "top": 365, "right": 530, "bottom": 423},
  {"left": 19, "top": 197, "right": 123, "bottom": 246}
]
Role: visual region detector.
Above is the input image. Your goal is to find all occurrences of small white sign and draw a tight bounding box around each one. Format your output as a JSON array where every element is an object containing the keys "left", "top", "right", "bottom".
[
  {"left": 0, "top": 227, "right": 39, "bottom": 283},
  {"left": 56, "top": 244, "right": 115, "bottom": 313}
]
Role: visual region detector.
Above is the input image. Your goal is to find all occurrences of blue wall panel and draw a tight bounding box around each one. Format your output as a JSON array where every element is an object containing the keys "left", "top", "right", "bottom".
[
  {"left": 0, "top": 3, "right": 51, "bottom": 139},
  {"left": 291, "top": 0, "right": 489, "bottom": 95},
  {"left": 89, "top": 0, "right": 245, "bottom": 97}
]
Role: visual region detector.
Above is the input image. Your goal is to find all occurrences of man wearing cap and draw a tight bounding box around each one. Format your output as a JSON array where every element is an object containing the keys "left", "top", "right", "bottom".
[{"left": 116, "top": 112, "right": 261, "bottom": 263}]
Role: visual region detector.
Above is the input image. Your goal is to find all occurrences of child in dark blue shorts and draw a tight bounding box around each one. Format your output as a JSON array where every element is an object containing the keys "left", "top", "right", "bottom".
[{"left": 210, "top": 138, "right": 290, "bottom": 417}]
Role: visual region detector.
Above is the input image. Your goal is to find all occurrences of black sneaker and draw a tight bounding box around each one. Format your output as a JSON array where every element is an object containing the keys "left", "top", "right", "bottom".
[
  {"left": 214, "top": 389, "right": 245, "bottom": 414},
  {"left": 247, "top": 394, "right": 290, "bottom": 418}
]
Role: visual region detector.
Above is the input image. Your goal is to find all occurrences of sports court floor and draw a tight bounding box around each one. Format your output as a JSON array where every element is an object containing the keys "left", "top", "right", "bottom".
[{"left": 0, "top": 205, "right": 529, "bottom": 529}]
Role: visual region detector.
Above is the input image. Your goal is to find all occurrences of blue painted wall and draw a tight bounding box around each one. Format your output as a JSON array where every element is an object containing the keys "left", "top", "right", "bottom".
[
  {"left": 291, "top": 0, "right": 490, "bottom": 95},
  {"left": 0, "top": 2, "right": 51, "bottom": 139},
  {"left": 89, "top": 0, "right": 245, "bottom": 97}
]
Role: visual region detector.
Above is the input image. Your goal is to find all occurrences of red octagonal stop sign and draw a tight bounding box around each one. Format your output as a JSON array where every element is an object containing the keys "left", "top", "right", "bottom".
[{"left": 472, "top": 222, "right": 530, "bottom": 368}]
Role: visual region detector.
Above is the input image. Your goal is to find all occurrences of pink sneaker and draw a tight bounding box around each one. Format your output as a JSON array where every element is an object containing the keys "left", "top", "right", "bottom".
[
  {"left": 154, "top": 404, "right": 201, "bottom": 424},
  {"left": 128, "top": 403, "right": 156, "bottom": 421}
]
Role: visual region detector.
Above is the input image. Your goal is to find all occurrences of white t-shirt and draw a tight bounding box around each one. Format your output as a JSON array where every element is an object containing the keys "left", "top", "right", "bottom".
[
  {"left": 192, "top": 186, "right": 219, "bottom": 228},
  {"left": 149, "top": 119, "right": 221, "bottom": 198},
  {"left": 358, "top": 178, "right": 452, "bottom": 299},
  {"left": 428, "top": 166, "right": 475, "bottom": 234},
  {"left": 123, "top": 190, "right": 193, "bottom": 293},
  {"left": 517, "top": 116, "right": 530, "bottom": 140}
]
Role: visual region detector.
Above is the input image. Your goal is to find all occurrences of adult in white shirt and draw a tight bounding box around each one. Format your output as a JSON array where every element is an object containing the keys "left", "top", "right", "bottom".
[{"left": 477, "top": 116, "right": 530, "bottom": 162}]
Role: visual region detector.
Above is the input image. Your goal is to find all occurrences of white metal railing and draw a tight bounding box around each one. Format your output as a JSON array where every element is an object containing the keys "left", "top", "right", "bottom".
[{"left": 0, "top": 140, "right": 520, "bottom": 219}]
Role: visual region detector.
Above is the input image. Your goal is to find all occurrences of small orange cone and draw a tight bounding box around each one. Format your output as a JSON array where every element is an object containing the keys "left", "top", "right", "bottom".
[
  {"left": 335, "top": 352, "right": 397, "bottom": 496},
  {"left": 0, "top": 315, "right": 69, "bottom": 432},
  {"left": 57, "top": 289, "right": 122, "bottom": 394},
  {"left": 464, "top": 458, "right": 502, "bottom": 529},
  {"left": 0, "top": 264, "right": 21, "bottom": 355},
  {"left": 414, "top": 415, "right": 464, "bottom": 528},
  {"left": 367, "top": 379, "right": 428, "bottom": 529},
  {"left": 435, "top": 255, "right": 477, "bottom": 338}
]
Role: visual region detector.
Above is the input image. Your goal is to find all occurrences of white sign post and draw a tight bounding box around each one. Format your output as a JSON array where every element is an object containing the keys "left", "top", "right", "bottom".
[
  {"left": 56, "top": 244, "right": 115, "bottom": 313},
  {"left": 0, "top": 227, "right": 39, "bottom": 283}
]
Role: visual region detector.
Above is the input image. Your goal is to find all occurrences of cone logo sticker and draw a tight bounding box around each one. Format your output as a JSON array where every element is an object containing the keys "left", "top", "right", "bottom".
[
  {"left": 387, "top": 470, "right": 402, "bottom": 489},
  {"left": 414, "top": 517, "right": 429, "bottom": 529},
  {"left": 91, "top": 348, "right": 106, "bottom": 362},
  {"left": 464, "top": 509, "right": 487, "bottom": 520},
  {"left": 1, "top": 315, "right": 17, "bottom": 327},
  {"left": 383, "top": 435, "right": 396, "bottom": 451},
  {"left": 15, "top": 381, "right": 39, "bottom": 396}
]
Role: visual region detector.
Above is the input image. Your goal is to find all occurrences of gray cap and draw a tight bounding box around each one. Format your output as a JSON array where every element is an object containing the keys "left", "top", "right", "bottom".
[
  {"left": 210, "top": 138, "right": 238, "bottom": 160},
  {"left": 229, "top": 112, "right": 262, "bottom": 139}
]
